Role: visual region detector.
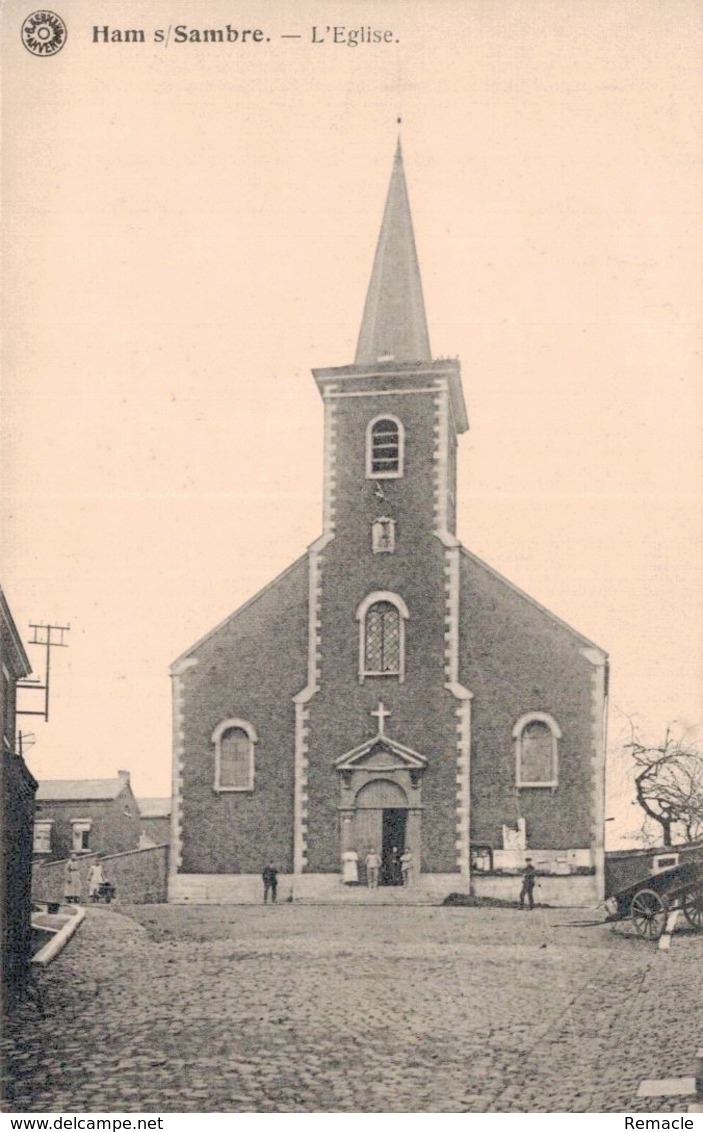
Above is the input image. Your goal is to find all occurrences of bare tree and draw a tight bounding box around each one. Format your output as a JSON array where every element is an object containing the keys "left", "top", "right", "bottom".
[{"left": 625, "top": 724, "right": 703, "bottom": 846}]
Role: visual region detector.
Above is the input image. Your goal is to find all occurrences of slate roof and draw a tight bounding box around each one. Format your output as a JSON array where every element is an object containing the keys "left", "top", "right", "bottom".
[
  {"left": 36, "top": 777, "right": 128, "bottom": 802},
  {"left": 355, "top": 139, "right": 431, "bottom": 366}
]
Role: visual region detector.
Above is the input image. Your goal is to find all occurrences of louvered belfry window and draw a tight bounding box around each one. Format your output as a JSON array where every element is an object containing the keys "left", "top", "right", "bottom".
[
  {"left": 365, "top": 601, "right": 401, "bottom": 674},
  {"left": 370, "top": 418, "right": 400, "bottom": 475}
]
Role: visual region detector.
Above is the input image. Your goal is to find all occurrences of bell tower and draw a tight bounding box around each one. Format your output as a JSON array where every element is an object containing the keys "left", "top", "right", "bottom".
[
  {"left": 293, "top": 140, "right": 473, "bottom": 884},
  {"left": 312, "top": 139, "right": 468, "bottom": 547}
]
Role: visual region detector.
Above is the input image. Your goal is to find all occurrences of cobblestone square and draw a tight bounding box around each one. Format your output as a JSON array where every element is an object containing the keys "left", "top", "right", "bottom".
[{"left": 2, "top": 904, "right": 701, "bottom": 1112}]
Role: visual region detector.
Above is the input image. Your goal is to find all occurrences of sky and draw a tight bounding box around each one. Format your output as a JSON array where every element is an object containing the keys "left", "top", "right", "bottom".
[{"left": 2, "top": 0, "right": 702, "bottom": 848}]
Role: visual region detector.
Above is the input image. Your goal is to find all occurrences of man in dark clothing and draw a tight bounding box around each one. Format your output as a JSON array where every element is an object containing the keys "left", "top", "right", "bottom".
[
  {"left": 519, "top": 858, "right": 536, "bottom": 910},
  {"left": 262, "top": 863, "right": 278, "bottom": 904}
]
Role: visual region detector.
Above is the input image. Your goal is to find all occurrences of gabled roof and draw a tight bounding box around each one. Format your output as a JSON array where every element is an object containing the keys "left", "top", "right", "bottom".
[
  {"left": 137, "top": 797, "right": 171, "bottom": 818},
  {"left": 355, "top": 140, "right": 431, "bottom": 366},
  {"left": 171, "top": 553, "right": 307, "bottom": 669},
  {"left": 36, "top": 777, "right": 128, "bottom": 802},
  {"left": 335, "top": 734, "right": 427, "bottom": 771},
  {"left": 460, "top": 545, "right": 607, "bottom": 655}
]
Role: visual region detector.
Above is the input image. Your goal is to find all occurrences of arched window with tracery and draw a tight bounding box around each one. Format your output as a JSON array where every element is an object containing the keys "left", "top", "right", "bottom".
[
  {"left": 212, "top": 718, "right": 258, "bottom": 792},
  {"left": 366, "top": 415, "right": 404, "bottom": 478},
  {"left": 513, "top": 712, "right": 561, "bottom": 789},
  {"left": 356, "top": 592, "right": 409, "bottom": 682}
]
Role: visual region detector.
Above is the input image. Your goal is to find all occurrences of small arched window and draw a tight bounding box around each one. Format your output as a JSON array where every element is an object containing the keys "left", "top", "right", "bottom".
[
  {"left": 366, "top": 415, "right": 404, "bottom": 478},
  {"left": 513, "top": 712, "right": 561, "bottom": 789},
  {"left": 356, "top": 592, "right": 409, "bottom": 681},
  {"left": 212, "top": 718, "right": 257, "bottom": 792}
]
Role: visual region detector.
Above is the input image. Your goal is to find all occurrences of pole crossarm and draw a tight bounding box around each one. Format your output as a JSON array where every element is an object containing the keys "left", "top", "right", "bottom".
[{"left": 16, "top": 621, "right": 70, "bottom": 722}]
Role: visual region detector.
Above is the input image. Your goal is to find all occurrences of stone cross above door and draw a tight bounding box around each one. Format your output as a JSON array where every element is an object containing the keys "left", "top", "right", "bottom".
[{"left": 371, "top": 702, "right": 391, "bottom": 735}]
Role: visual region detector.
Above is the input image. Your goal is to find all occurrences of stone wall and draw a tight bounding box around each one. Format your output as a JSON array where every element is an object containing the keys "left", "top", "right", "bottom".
[{"left": 32, "top": 844, "right": 169, "bottom": 905}]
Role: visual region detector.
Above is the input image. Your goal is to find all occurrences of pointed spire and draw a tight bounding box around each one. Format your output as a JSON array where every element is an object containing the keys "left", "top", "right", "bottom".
[{"left": 354, "top": 139, "right": 431, "bottom": 365}]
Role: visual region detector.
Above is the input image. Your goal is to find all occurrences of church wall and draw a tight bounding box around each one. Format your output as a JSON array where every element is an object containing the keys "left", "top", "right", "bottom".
[
  {"left": 177, "top": 558, "right": 308, "bottom": 875},
  {"left": 306, "top": 383, "right": 461, "bottom": 874},
  {"left": 459, "top": 551, "right": 598, "bottom": 852}
]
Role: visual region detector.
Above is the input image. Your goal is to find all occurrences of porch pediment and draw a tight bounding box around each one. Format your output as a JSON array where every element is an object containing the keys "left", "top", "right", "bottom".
[{"left": 334, "top": 736, "right": 427, "bottom": 772}]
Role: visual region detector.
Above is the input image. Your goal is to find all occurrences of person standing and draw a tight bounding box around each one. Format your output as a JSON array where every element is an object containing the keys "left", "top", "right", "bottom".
[
  {"left": 341, "top": 848, "right": 359, "bottom": 885},
  {"left": 64, "top": 853, "right": 81, "bottom": 904},
  {"left": 519, "top": 858, "right": 537, "bottom": 910},
  {"left": 88, "top": 860, "right": 106, "bottom": 903},
  {"left": 390, "top": 845, "right": 401, "bottom": 886},
  {"left": 365, "top": 848, "right": 381, "bottom": 889},
  {"left": 400, "top": 847, "right": 414, "bottom": 887},
  {"left": 262, "top": 863, "right": 278, "bottom": 903}
]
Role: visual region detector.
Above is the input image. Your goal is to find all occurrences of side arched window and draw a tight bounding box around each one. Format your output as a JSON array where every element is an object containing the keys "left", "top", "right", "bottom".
[
  {"left": 513, "top": 712, "right": 561, "bottom": 789},
  {"left": 366, "top": 415, "right": 404, "bottom": 478},
  {"left": 212, "top": 719, "right": 257, "bottom": 792}
]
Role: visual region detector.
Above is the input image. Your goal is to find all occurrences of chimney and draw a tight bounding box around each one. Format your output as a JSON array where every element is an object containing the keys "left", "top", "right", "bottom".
[{"left": 117, "top": 770, "right": 130, "bottom": 783}]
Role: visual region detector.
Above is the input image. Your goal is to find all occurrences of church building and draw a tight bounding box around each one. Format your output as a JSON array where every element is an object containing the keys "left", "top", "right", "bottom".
[{"left": 169, "top": 143, "right": 608, "bottom": 905}]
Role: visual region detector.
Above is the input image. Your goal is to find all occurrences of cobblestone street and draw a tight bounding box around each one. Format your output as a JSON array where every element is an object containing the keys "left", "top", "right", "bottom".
[{"left": 2, "top": 904, "right": 701, "bottom": 1112}]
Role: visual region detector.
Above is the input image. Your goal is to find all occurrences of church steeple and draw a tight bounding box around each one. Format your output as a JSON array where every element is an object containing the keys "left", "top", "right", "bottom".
[{"left": 354, "top": 140, "right": 432, "bottom": 366}]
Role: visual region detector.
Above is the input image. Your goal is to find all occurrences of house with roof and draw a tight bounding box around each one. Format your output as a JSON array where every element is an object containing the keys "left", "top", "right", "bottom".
[
  {"left": 169, "top": 141, "right": 609, "bottom": 905},
  {"left": 33, "top": 770, "right": 141, "bottom": 861},
  {"left": 136, "top": 797, "right": 171, "bottom": 847}
]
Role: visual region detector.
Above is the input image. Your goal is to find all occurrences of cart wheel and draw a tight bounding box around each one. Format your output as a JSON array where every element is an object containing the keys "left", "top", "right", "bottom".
[
  {"left": 630, "top": 888, "right": 668, "bottom": 941},
  {"left": 682, "top": 888, "right": 703, "bottom": 931}
]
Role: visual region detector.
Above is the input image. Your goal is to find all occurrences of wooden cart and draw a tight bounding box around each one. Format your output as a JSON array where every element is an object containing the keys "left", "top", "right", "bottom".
[{"left": 607, "top": 858, "right": 703, "bottom": 941}]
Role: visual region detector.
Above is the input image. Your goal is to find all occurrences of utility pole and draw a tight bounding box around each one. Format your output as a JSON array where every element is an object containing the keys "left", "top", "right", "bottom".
[
  {"left": 17, "top": 731, "right": 36, "bottom": 759},
  {"left": 17, "top": 621, "right": 70, "bottom": 722}
]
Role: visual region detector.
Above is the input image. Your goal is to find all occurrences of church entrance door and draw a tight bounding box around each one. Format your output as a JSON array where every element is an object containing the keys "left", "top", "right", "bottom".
[
  {"left": 381, "top": 807, "right": 407, "bottom": 886},
  {"left": 348, "top": 778, "right": 413, "bottom": 886}
]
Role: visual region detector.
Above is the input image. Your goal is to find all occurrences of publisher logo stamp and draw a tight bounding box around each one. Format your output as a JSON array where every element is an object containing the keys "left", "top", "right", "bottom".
[{"left": 22, "top": 10, "right": 67, "bottom": 55}]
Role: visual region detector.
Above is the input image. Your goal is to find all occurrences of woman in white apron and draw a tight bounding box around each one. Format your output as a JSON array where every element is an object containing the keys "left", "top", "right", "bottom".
[
  {"left": 64, "top": 854, "right": 82, "bottom": 904},
  {"left": 341, "top": 849, "right": 359, "bottom": 885}
]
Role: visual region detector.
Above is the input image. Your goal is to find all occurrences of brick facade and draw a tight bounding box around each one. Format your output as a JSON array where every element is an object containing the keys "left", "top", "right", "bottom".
[
  {"left": 305, "top": 370, "right": 462, "bottom": 875},
  {"left": 177, "top": 557, "right": 308, "bottom": 874},
  {"left": 2, "top": 750, "right": 37, "bottom": 1007},
  {"left": 460, "top": 549, "right": 598, "bottom": 851},
  {"left": 1, "top": 588, "right": 36, "bottom": 1008},
  {"left": 171, "top": 146, "right": 607, "bottom": 904},
  {"left": 34, "top": 775, "right": 142, "bottom": 861},
  {"left": 173, "top": 365, "right": 606, "bottom": 894}
]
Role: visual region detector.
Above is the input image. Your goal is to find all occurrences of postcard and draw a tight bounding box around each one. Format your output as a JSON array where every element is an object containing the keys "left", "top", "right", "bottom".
[{"left": 2, "top": 0, "right": 702, "bottom": 1117}]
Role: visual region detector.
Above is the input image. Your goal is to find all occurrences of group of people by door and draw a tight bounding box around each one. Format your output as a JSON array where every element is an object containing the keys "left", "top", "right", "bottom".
[{"left": 341, "top": 846, "right": 414, "bottom": 887}]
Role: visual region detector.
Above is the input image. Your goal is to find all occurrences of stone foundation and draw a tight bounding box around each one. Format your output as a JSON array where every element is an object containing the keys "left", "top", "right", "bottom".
[
  {"left": 169, "top": 869, "right": 598, "bottom": 906},
  {"left": 472, "top": 872, "right": 600, "bottom": 907},
  {"left": 169, "top": 871, "right": 472, "bottom": 905}
]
